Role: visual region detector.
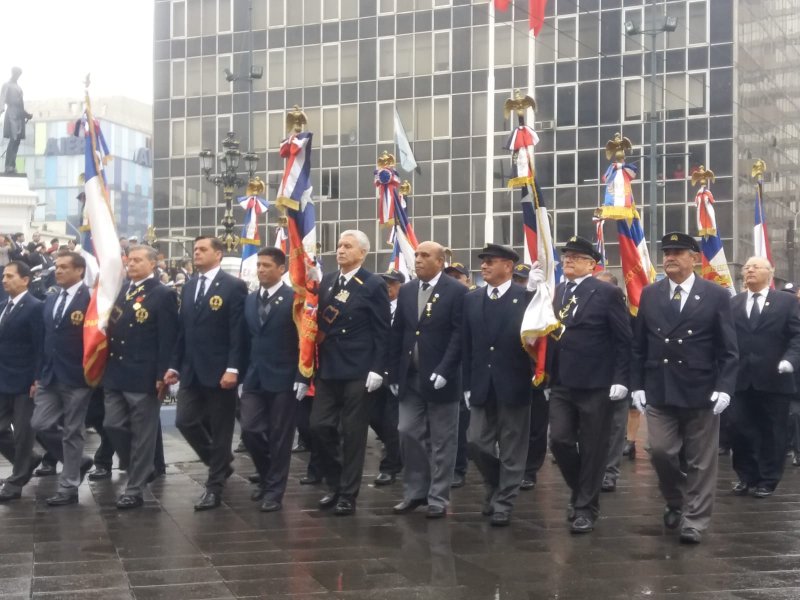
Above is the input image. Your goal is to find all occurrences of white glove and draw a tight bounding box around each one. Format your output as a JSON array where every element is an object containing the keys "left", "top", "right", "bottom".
[
  {"left": 711, "top": 391, "right": 730, "bottom": 415},
  {"left": 389, "top": 383, "right": 399, "bottom": 397},
  {"left": 609, "top": 384, "right": 628, "bottom": 401},
  {"left": 543, "top": 388, "right": 551, "bottom": 401},
  {"left": 293, "top": 382, "right": 309, "bottom": 402},
  {"left": 632, "top": 390, "right": 647, "bottom": 414},
  {"left": 463, "top": 390, "right": 471, "bottom": 409},
  {"left": 778, "top": 360, "right": 795, "bottom": 374},
  {"left": 366, "top": 371, "right": 384, "bottom": 393},
  {"left": 527, "top": 261, "right": 546, "bottom": 291},
  {"left": 430, "top": 373, "right": 447, "bottom": 390}
]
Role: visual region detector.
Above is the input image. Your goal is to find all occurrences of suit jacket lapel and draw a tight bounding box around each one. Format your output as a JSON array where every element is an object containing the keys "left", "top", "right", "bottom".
[
  {"left": 753, "top": 290, "right": 774, "bottom": 331},
  {"left": 569, "top": 280, "right": 597, "bottom": 325},
  {"left": 667, "top": 278, "right": 704, "bottom": 333},
  {"left": 261, "top": 284, "right": 287, "bottom": 328}
]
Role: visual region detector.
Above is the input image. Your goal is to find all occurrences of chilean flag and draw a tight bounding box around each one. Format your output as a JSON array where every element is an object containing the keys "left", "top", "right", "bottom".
[
  {"left": 238, "top": 194, "right": 268, "bottom": 291},
  {"left": 81, "top": 101, "right": 125, "bottom": 386},
  {"left": 695, "top": 186, "right": 734, "bottom": 294},
  {"left": 617, "top": 213, "right": 656, "bottom": 315},
  {"left": 754, "top": 176, "right": 772, "bottom": 265}
]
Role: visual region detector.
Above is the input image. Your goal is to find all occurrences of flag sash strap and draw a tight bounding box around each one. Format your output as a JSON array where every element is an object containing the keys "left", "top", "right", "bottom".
[
  {"left": 600, "top": 162, "right": 638, "bottom": 220},
  {"left": 506, "top": 125, "right": 539, "bottom": 189},
  {"left": 693, "top": 185, "right": 734, "bottom": 293},
  {"left": 754, "top": 178, "right": 773, "bottom": 264},
  {"left": 277, "top": 133, "right": 311, "bottom": 211},
  {"left": 239, "top": 195, "right": 267, "bottom": 289},
  {"left": 695, "top": 187, "right": 717, "bottom": 237},
  {"left": 375, "top": 167, "right": 401, "bottom": 226}
]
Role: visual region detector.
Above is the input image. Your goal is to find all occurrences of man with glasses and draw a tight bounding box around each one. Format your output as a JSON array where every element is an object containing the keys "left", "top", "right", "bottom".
[
  {"left": 728, "top": 257, "right": 800, "bottom": 499},
  {"left": 631, "top": 232, "right": 738, "bottom": 544},
  {"left": 547, "top": 236, "right": 632, "bottom": 534}
]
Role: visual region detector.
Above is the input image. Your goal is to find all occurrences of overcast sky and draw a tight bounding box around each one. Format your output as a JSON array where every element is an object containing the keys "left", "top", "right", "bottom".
[{"left": 0, "top": 0, "right": 154, "bottom": 104}]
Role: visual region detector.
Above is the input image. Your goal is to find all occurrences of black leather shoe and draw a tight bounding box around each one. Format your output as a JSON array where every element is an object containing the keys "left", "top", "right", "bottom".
[
  {"left": 34, "top": 463, "right": 57, "bottom": 477},
  {"left": 519, "top": 479, "right": 535, "bottom": 491},
  {"left": 0, "top": 488, "right": 21, "bottom": 502},
  {"left": 393, "top": 497, "right": 427, "bottom": 514},
  {"left": 718, "top": 446, "right": 730, "bottom": 456},
  {"left": 248, "top": 474, "right": 261, "bottom": 484},
  {"left": 751, "top": 486, "right": 773, "bottom": 498},
  {"left": 374, "top": 472, "right": 395, "bottom": 486},
  {"left": 679, "top": 527, "right": 702, "bottom": 544},
  {"left": 663, "top": 506, "right": 682, "bottom": 530},
  {"left": 334, "top": 498, "right": 355, "bottom": 515},
  {"left": 79, "top": 458, "right": 94, "bottom": 484},
  {"left": 194, "top": 491, "right": 221, "bottom": 511},
  {"left": 482, "top": 502, "right": 494, "bottom": 516},
  {"left": 793, "top": 454, "right": 800, "bottom": 467},
  {"left": 46, "top": 492, "right": 78, "bottom": 506},
  {"left": 260, "top": 500, "right": 282, "bottom": 512},
  {"left": 490, "top": 512, "right": 510, "bottom": 527},
  {"left": 426, "top": 505, "right": 446, "bottom": 519},
  {"left": 27, "top": 455, "right": 43, "bottom": 479},
  {"left": 300, "top": 475, "right": 321, "bottom": 485},
  {"left": 88, "top": 467, "right": 111, "bottom": 481},
  {"left": 234, "top": 440, "right": 247, "bottom": 453},
  {"left": 601, "top": 476, "right": 616, "bottom": 492},
  {"left": 250, "top": 488, "right": 267, "bottom": 502},
  {"left": 451, "top": 473, "right": 465, "bottom": 488},
  {"left": 570, "top": 515, "right": 594, "bottom": 533},
  {"left": 319, "top": 492, "right": 340, "bottom": 509},
  {"left": 116, "top": 494, "right": 144, "bottom": 509},
  {"left": 732, "top": 481, "right": 750, "bottom": 496}
]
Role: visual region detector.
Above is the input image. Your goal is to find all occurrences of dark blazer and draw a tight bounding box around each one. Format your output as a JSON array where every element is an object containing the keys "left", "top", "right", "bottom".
[
  {"left": 548, "top": 276, "right": 632, "bottom": 389},
  {"left": 0, "top": 292, "right": 43, "bottom": 394},
  {"left": 170, "top": 268, "right": 248, "bottom": 388},
  {"left": 462, "top": 283, "right": 533, "bottom": 407},
  {"left": 732, "top": 289, "right": 800, "bottom": 394},
  {"left": 389, "top": 273, "right": 467, "bottom": 403},
  {"left": 103, "top": 277, "right": 179, "bottom": 394},
  {"left": 39, "top": 284, "right": 91, "bottom": 388},
  {"left": 242, "top": 283, "right": 306, "bottom": 393},
  {"left": 317, "top": 266, "right": 391, "bottom": 381},
  {"left": 631, "top": 276, "right": 739, "bottom": 409}
]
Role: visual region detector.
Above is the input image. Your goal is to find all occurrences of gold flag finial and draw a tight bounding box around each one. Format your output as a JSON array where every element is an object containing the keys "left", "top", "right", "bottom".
[
  {"left": 399, "top": 180, "right": 412, "bottom": 197},
  {"left": 691, "top": 165, "right": 715, "bottom": 187},
  {"left": 286, "top": 105, "right": 307, "bottom": 134},
  {"left": 503, "top": 89, "right": 536, "bottom": 120},
  {"left": 605, "top": 132, "right": 633, "bottom": 162},
  {"left": 245, "top": 176, "right": 266, "bottom": 197},
  {"left": 377, "top": 150, "right": 396, "bottom": 169},
  {"left": 752, "top": 159, "right": 767, "bottom": 180}
]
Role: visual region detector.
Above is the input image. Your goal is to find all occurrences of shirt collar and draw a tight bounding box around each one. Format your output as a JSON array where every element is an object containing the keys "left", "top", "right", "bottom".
[
  {"left": 339, "top": 266, "right": 361, "bottom": 283},
  {"left": 198, "top": 265, "right": 221, "bottom": 283},
  {"left": 748, "top": 286, "right": 770, "bottom": 300},
  {"left": 486, "top": 279, "right": 513, "bottom": 298},
  {"left": 263, "top": 280, "right": 283, "bottom": 298},
  {"left": 131, "top": 274, "right": 155, "bottom": 287},
  {"left": 419, "top": 270, "right": 443, "bottom": 289},
  {"left": 669, "top": 273, "right": 695, "bottom": 295},
  {"left": 390, "top": 298, "right": 397, "bottom": 312},
  {"left": 62, "top": 281, "right": 83, "bottom": 297},
  {"left": 566, "top": 274, "right": 592, "bottom": 288},
  {"left": 8, "top": 290, "right": 27, "bottom": 303}
]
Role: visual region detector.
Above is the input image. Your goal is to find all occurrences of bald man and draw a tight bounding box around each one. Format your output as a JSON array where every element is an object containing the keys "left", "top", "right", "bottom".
[
  {"left": 388, "top": 241, "right": 467, "bottom": 518},
  {"left": 729, "top": 256, "right": 800, "bottom": 498}
]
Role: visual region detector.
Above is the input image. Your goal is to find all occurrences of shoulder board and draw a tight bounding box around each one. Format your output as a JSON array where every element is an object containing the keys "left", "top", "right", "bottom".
[{"left": 353, "top": 277, "right": 364, "bottom": 285}]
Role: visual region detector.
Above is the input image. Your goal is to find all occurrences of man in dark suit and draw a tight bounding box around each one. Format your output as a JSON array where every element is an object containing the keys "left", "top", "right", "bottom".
[
  {"left": 241, "top": 247, "right": 307, "bottom": 512},
  {"left": 462, "top": 244, "right": 534, "bottom": 526},
  {"left": 389, "top": 241, "right": 466, "bottom": 518},
  {"left": 311, "top": 229, "right": 391, "bottom": 515},
  {"left": 548, "top": 236, "right": 632, "bottom": 534},
  {"left": 103, "top": 245, "right": 178, "bottom": 509},
  {"left": 31, "top": 251, "right": 95, "bottom": 506},
  {"left": 729, "top": 256, "right": 800, "bottom": 498},
  {"left": 164, "top": 236, "right": 247, "bottom": 511},
  {"left": 370, "top": 269, "right": 405, "bottom": 486},
  {"left": 632, "top": 232, "right": 739, "bottom": 544},
  {"left": 0, "top": 261, "right": 43, "bottom": 501}
]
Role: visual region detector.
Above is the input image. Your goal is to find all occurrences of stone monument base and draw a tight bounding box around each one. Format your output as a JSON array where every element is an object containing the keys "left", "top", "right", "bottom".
[{"left": 0, "top": 173, "right": 37, "bottom": 237}]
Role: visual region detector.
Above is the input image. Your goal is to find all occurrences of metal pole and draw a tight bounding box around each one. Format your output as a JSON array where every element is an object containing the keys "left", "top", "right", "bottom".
[
  {"left": 248, "top": 0, "right": 254, "bottom": 152},
  {"left": 648, "top": 32, "right": 659, "bottom": 260},
  {"left": 484, "top": 2, "right": 496, "bottom": 244}
]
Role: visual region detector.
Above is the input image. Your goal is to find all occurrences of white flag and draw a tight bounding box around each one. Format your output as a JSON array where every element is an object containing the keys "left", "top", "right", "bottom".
[{"left": 394, "top": 107, "right": 419, "bottom": 173}]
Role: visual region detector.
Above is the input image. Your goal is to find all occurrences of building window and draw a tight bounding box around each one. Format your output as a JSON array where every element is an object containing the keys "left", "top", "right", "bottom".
[
  {"left": 378, "top": 102, "right": 394, "bottom": 143},
  {"left": 341, "top": 41, "right": 358, "bottom": 83},
  {"left": 556, "top": 85, "right": 576, "bottom": 127},
  {"left": 623, "top": 8, "right": 643, "bottom": 53},
  {"left": 201, "top": 0, "right": 216, "bottom": 36},
  {"left": 495, "top": 24, "right": 512, "bottom": 66},
  {"left": 557, "top": 16, "right": 577, "bottom": 60},
  {"left": 202, "top": 56, "right": 216, "bottom": 96},
  {"left": 171, "top": 119, "right": 185, "bottom": 156},
  {"left": 322, "top": 43, "right": 339, "bottom": 84},
  {"left": 378, "top": 37, "right": 396, "bottom": 79},
  {"left": 379, "top": 0, "right": 395, "bottom": 14},
  {"left": 341, "top": 104, "right": 358, "bottom": 146},
  {"left": 556, "top": 152, "right": 576, "bottom": 185},
  {"left": 186, "top": 117, "right": 201, "bottom": 155},
  {"left": 172, "top": 1, "right": 185, "bottom": 38},
  {"left": 303, "top": 0, "right": 321, "bottom": 24},
  {"left": 342, "top": 0, "right": 358, "bottom": 19},
  {"left": 172, "top": 60, "right": 185, "bottom": 97},
  {"left": 268, "top": 0, "right": 284, "bottom": 27},
  {"left": 322, "top": 106, "right": 339, "bottom": 146},
  {"left": 186, "top": 58, "right": 201, "bottom": 97},
  {"left": 218, "top": 0, "right": 231, "bottom": 33},
  {"left": 171, "top": 177, "right": 185, "bottom": 207},
  {"left": 268, "top": 111, "right": 284, "bottom": 147},
  {"left": 187, "top": 0, "right": 201, "bottom": 36},
  {"left": 323, "top": 0, "right": 338, "bottom": 20},
  {"left": 415, "top": 97, "right": 433, "bottom": 141},
  {"left": 304, "top": 46, "right": 321, "bottom": 87},
  {"left": 688, "top": 2, "right": 707, "bottom": 45},
  {"left": 252, "top": 112, "right": 267, "bottom": 152},
  {"left": 321, "top": 169, "right": 340, "bottom": 199},
  {"left": 217, "top": 55, "right": 232, "bottom": 94},
  {"left": 415, "top": 33, "right": 433, "bottom": 76},
  {"left": 396, "top": 35, "right": 413, "bottom": 78},
  {"left": 433, "top": 161, "right": 450, "bottom": 194},
  {"left": 286, "top": 47, "right": 303, "bottom": 88},
  {"left": 433, "top": 96, "right": 450, "bottom": 139},
  {"left": 268, "top": 49, "right": 285, "bottom": 89},
  {"left": 624, "top": 78, "right": 643, "bottom": 121}
]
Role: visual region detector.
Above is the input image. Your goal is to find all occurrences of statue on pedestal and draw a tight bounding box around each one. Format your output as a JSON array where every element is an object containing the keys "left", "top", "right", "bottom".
[{"left": 0, "top": 67, "right": 33, "bottom": 174}]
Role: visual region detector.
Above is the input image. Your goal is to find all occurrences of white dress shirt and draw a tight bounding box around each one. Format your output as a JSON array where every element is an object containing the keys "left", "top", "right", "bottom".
[
  {"left": 668, "top": 272, "right": 696, "bottom": 312},
  {"left": 194, "top": 266, "right": 220, "bottom": 302},
  {"left": 1, "top": 290, "right": 26, "bottom": 320},
  {"left": 338, "top": 266, "right": 361, "bottom": 286},
  {"left": 261, "top": 280, "right": 283, "bottom": 300},
  {"left": 746, "top": 286, "right": 769, "bottom": 316},
  {"left": 485, "top": 279, "right": 513, "bottom": 299},
  {"left": 419, "top": 270, "right": 442, "bottom": 290},
  {"left": 53, "top": 281, "right": 83, "bottom": 318}
]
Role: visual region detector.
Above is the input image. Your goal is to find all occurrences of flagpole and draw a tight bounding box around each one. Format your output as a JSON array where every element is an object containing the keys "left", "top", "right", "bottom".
[
  {"left": 484, "top": 1, "right": 496, "bottom": 244},
  {"left": 527, "top": 26, "right": 536, "bottom": 125}
]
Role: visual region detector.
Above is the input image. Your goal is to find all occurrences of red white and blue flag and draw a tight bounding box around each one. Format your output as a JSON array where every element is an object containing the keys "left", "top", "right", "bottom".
[
  {"left": 81, "top": 94, "right": 125, "bottom": 386},
  {"left": 375, "top": 164, "right": 402, "bottom": 226},
  {"left": 695, "top": 185, "right": 734, "bottom": 294},
  {"left": 754, "top": 174, "right": 772, "bottom": 265},
  {"left": 238, "top": 193, "right": 268, "bottom": 291},
  {"left": 277, "top": 131, "right": 319, "bottom": 379},
  {"left": 599, "top": 161, "right": 638, "bottom": 220},
  {"left": 493, "top": 0, "right": 548, "bottom": 36},
  {"left": 617, "top": 212, "right": 656, "bottom": 315},
  {"left": 274, "top": 225, "right": 288, "bottom": 254}
]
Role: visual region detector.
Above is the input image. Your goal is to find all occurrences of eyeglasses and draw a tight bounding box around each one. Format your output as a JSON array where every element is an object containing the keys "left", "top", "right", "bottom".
[{"left": 561, "top": 253, "right": 592, "bottom": 262}]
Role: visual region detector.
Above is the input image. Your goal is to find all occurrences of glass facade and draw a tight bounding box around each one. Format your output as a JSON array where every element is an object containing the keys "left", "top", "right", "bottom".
[
  {"left": 153, "top": 0, "right": 743, "bottom": 276},
  {"left": 17, "top": 108, "right": 153, "bottom": 240}
]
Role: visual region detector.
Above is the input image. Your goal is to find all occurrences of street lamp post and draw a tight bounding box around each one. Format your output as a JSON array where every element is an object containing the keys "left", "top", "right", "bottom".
[
  {"left": 199, "top": 131, "right": 259, "bottom": 255},
  {"left": 624, "top": 14, "right": 678, "bottom": 259}
]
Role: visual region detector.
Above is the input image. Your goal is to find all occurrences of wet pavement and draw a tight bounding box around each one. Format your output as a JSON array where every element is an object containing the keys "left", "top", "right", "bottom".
[{"left": 2, "top": 407, "right": 800, "bottom": 599}]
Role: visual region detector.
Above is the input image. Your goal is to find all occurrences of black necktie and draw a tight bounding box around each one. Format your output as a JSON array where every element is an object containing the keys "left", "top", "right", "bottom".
[
  {"left": 562, "top": 281, "right": 576, "bottom": 305},
  {"left": 670, "top": 285, "right": 683, "bottom": 321},
  {"left": 0, "top": 301, "right": 14, "bottom": 326},
  {"left": 54, "top": 290, "right": 68, "bottom": 323},
  {"left": 195, "top": 275, "right": 207, "bottom": 308},
  {"left": 339, "top": 275, "right": 347, "bottom": 290},
  {"left": 421, "top": 282, "right": 431, "bottom": 291},
  {"left": 490, "top": 287, "right": 499, "bottom": 300},
  {"left": 259, "top": 290, "right": 271, "bottom": 325},
  {"left": 749, "top": 292, "right": 761, "bottom": 327}
]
